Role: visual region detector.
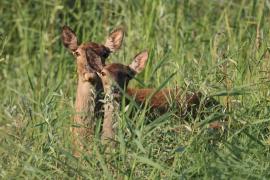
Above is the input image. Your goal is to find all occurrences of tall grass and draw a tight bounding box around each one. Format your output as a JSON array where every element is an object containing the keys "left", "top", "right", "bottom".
[{"left": 0, "top": 0, "right": 270, "bottom": 179}]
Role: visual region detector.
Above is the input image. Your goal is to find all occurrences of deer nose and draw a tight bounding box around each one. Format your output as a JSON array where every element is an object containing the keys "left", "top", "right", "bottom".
[
  {"left": 101, "top": 71, "right": 106, "bottom": 76},
  {"left": 84, "top": 72, "right": 96, "bottom": 82},
  {"left": 72, "top": 51, "right": 80, "bottom": 57}
]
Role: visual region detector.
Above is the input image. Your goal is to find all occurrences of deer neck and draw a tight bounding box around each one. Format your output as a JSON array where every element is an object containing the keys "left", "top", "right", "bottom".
[
  {"left": 101, "top": 83, "right": 120, "bottom": 143},
  {"left": 74, "top": 78, "right": 96, "bottom": 131},
  {"left": 71, "top": 77, "right": 97, "bottom": 153}
]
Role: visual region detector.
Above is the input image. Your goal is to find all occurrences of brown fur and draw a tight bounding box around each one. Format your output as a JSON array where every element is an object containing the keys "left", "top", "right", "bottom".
[
  {"left": 80, "top": 43, "right": 111, "bottom": 61},
  {"left": 70, "top": 43, "right": 106, "bottom": 156},
  {"left": 98, "top": 60, "right": 219, "bottom": 118},
  {"left": 93, "top": 51, "right": 223, "bottom": 145},
  {"left": 126, "top": 88, "right": 224, "bottom": 121},
  {"left": 126, "top": 88, "right": 202, "bottom": 116},
  {"left": 61, "top": 26, "right": 124, "bottom": 156}
]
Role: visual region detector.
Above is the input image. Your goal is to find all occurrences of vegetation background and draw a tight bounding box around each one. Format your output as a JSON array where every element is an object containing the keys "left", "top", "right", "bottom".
[{"left": 1, "top": 0, "right": 270, "bottom": 179}]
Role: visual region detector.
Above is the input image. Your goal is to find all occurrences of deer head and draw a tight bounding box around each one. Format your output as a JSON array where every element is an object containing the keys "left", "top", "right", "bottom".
[
  {"left": 61, "top": 25, "right": 124, "bottom": 83},
  {"left": 90, "top": 50, "right": 149, "bottom": 96}
]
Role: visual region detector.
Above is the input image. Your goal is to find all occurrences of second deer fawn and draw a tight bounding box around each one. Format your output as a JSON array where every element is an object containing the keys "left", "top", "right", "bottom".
[
  {"left": 89, "top": 51, "right": 222, "bottom": 142},
  {"left": 61, "top": 25, "right": 124, "bottom": 155}
]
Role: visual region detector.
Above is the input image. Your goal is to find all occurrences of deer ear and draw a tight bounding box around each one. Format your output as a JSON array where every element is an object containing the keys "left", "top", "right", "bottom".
[
  {"left": 104, "top": 28, "right": 124, "bottom": 52},
  {"left": 129, "top": 51, "right": 148, "bottom": 74},
  {"left": 86, "top": 48, "right": 104, "bottom": 73},
  {"left": 61, "top": 25, "right": 78, "bottom": 51}
]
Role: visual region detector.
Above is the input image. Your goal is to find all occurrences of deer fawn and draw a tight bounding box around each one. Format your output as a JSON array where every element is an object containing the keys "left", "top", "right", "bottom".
[
  {"left": 61, "top": 25, "right": 124, "bottom": 154},
  {"left": 89, "top": 51, "right": 222, "bottom": 141}
]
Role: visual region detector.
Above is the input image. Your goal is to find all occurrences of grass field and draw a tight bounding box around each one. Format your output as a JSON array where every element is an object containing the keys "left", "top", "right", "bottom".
[{"left": 1, "top": 0, "right": 270, "bottom": 179}]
